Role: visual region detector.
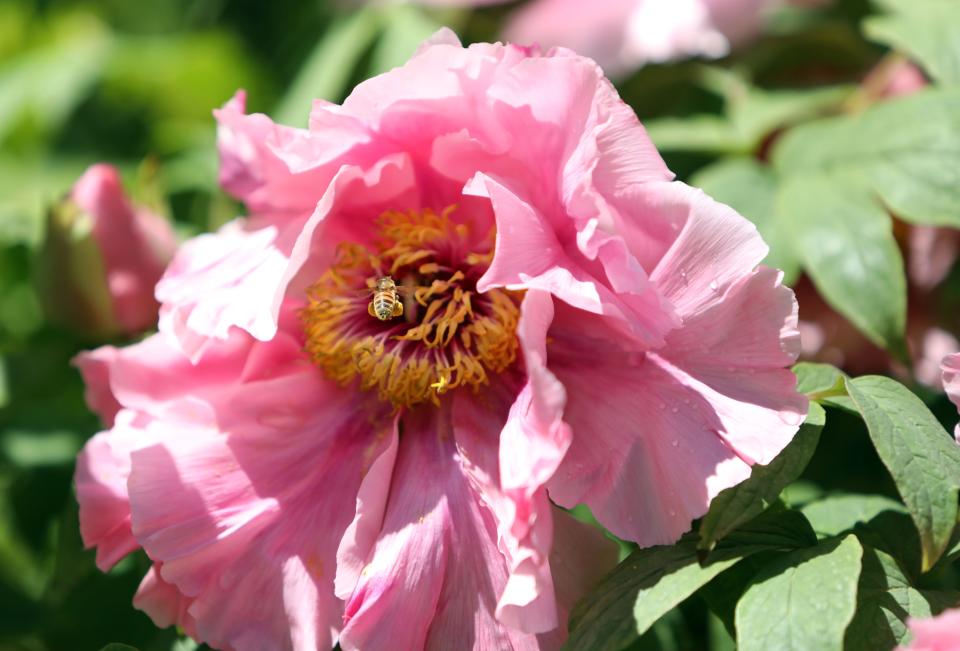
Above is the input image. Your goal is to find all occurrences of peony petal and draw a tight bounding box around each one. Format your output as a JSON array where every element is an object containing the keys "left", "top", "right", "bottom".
[
  {"left": 898, "top": 608, "right": 960, "bottom": 651},
  {"left": 543, "top": 298, "right": 791, "bottom": 545},
  {"left": 339, "top": 409, "right": 549, "bottom": 650},
  {"left": 215, "top": 92, "right": 331, "bottom": 218},
  {"left": 75, "top": 411, "right": 151, "bottom": 571},
  {"left": 647, "top": 181, "right": 769, "bottom": 317},
  {"left": 454, "top": 290, "right": 571, "bottom": 632},
  {"left": 125, "top": 369, "right": 387, "bottom": 651},
  {"left": 470, "top": 174, "right": 676, "bottom": 348},
  {"left": 133, "top": 563, "right": 197, "bottom": 636},
  {"left": 548, "top": 507, "right": 620, "bottom": 627},
  {"left": 156, "top": 219, "right": 293, "bottom": 362},
  {"left": 334, "top": 427, "right": 400, "bottom": 600},
  {"left": 657, "top": 266, "right": 807, "bottom": 464},
  {"left": 74, "top": 346, "right": 122, "bottom": 426}
]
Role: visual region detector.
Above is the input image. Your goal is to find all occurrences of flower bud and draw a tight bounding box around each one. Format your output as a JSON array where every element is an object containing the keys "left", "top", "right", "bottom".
[{"left": 38, "top": 164, "right": 177, "bottom": 338}]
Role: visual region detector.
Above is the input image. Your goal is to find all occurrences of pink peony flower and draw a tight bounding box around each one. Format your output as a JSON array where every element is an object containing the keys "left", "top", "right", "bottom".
[
  {"left": 41, "top": 164, "right": 178, "bottom": 337},
  {"left": 898, "top": 608, "right": 960, "bottom": 651},
  {"left": 74, "top": 31, "right": 805, "bottom": 650},
  {"left": 503, "top": 0, "right": 774, "bottom": 77}
]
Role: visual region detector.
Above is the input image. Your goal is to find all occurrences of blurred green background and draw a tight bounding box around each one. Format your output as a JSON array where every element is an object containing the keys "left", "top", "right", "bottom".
[{"left": 1, "top": 0, "right": 954, "bottom": 649}]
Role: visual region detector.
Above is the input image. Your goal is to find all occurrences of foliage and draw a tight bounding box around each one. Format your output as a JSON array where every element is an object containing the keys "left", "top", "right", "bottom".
[{"left": 0, "top": 0, "right": 958, "bottom": 650}]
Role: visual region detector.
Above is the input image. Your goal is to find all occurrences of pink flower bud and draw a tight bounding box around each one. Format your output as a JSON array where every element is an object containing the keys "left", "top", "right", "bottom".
[{"left": 39, "top": 164, "right": 177, "bottom": 338}]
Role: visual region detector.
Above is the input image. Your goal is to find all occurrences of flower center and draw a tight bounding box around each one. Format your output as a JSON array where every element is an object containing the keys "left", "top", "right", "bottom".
[{"left": 301, "top": 207, "right": 521, "bottom": 408}]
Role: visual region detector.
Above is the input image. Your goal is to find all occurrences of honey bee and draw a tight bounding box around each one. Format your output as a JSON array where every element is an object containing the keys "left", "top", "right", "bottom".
[{"left": 368, "top": 276, "right": 405, "bottom": 321}]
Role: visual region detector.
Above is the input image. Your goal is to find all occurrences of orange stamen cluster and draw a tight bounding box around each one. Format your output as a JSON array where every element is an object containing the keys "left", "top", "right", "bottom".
[{"left": 301, "top": 207, "right": 521, "bottom": 409}]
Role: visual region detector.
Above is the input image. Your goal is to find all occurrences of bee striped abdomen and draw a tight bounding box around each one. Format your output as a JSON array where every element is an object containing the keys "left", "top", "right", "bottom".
[{"left": 369, "top": 276, "right": 404, "bottom": 321}]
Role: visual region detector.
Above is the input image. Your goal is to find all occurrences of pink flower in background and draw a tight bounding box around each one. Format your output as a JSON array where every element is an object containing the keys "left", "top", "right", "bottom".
[
  {"left": 75, "top": 31, "right": 805, "bottom": 650},
  {"left": 942, "top": 354, "right": 960, "bottom": 441},
  {"left": 40, "top": 164, "right": 177, "bottom": 337},
  {"left": 504, "top": 0, "right": 774, "bottom": 76},
  {"left": 898, "top": 608, "right": 960, "bottom": 651}
]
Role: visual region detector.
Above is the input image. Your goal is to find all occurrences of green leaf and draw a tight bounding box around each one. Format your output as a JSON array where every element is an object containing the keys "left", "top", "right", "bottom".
[
  {"left": 0, "top": 430, "right": 82, "bottom": 467},
  {"left": 691, "top": 158, "right": 800, "bottom": 283},
  {"left": 273, "top": 8, "right": 382, "bottom": 127},
  {"left": 99, "top": 645, "right": 140, "bottom": 651},
  {"left": 792, "top": 363, "right": 857, "bottom": 412},
  {"left": 735, "top": 535, "right": 863, "bottom": 651},
  {"left": 726, "top": 84, "right": 852, "bottom": 149},
  {"left": 865, "top": 0, "right": 960, "bottom": 87},
  {"left": 774, "top": 88, "right": 960, "bottom": 227},
  {"left": 845, "top": 546, "right": 960, "bottom": 651},
  {"left": 845, "top": 376, "right": 960, "bottom": 571},
  {"left": 793, "top": 363, "right": 846, "bottom": 396},
  {"left": 804, "top": 495, "right": 924, "bottom": 576},
  {"left": 779, "top": 174, "right": 906, "bottom": 354},
  {"left": 698, "top": 403, "right": 825, "bottom": 552},
  {"left": 645, "top": 116, "right": 743, "bottom": 154},
  {"left": 368, "top": 5, "right": 442, "bottom": 77},
  {"left": 105, "top": 32, "right": 267, "bottom": 125},
  {"left": 0, "top": 15, "right": 111, "bottom": 144},
  {"left": 565, "top": 510, "right": 815, "bottom": 651},
  {"left": 646, "top": 68, "right": 850, "bottom": 156},
  {"left": 170, "top": 638, "right": 200, "bottom": 651},
  {"left": 802, "top": 494, "right": 906, "bottom": 539}
]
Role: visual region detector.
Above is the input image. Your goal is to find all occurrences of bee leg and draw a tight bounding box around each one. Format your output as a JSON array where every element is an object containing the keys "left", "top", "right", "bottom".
[
  {"left": 368, "top": 301, "right": 378, "bottom": 318},
  {"left": 392, "top": 301, "right": 404, "bottom": 318}
]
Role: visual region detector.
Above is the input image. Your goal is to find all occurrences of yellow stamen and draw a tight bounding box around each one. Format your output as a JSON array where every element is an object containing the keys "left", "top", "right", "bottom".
[{"left": 301, "top": 207, "right": 521, "bottom": 409}]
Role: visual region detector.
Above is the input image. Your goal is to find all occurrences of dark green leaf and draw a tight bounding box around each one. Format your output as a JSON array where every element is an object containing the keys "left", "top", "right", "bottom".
[
  {"left": 845, "top": 375, "right": 960, "bottom": 571},
  {"left": 845, "top": 546, "right": 960, "bottom": 651},
  {"left": 698, "top": 403, "right": 825, "bottom": 552},
  {"left": 735, "top": 535, "right": 863, "bottom": 651},
  {"left": 779, "top": 174, "right": 906, "bottom": 354},
  {"left": 565, "top": 510, "right": 814, "bottom": 651},
  {"left": 99, "top": 645, "right": 140, "bottom": 651}
]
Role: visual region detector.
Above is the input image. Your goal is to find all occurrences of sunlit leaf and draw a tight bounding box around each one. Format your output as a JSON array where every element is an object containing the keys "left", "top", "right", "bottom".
[
  {"left": 801, "top": 494, "right": 906, "bottom": 539},
  {"left": 791, "top": 362, "right": 856, "bottom": 412},
  {"left": 774, "top": 88, "right": 960, "bottom": 227},
  {"left": 779, "top": 174, "right": 906, "bottom": 355},
  {"left": 735, "top": 535, "right": 863, "bottom": 651},
  {"left": 865, "top": 0, "right": 960, "bottom": 86}
]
